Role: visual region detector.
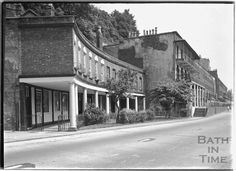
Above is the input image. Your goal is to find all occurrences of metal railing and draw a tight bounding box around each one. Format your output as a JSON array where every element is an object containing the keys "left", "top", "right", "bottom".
[{"left": 58, "top": 114, "right": 69, "bottom": 131}]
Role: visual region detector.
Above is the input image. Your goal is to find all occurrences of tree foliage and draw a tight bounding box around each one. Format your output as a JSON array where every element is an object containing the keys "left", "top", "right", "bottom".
[
  {"left": 105, "top": 68, "right": 137, "bottom": 118},
  {"left": 20, "top": 3, "right": 138, "bottom": 45},
  {"left": 111, "top": 9, "right": 138, "bottom": 39},
  {"left": 149, "top": 79, "right": 192, "bottom": 118}
]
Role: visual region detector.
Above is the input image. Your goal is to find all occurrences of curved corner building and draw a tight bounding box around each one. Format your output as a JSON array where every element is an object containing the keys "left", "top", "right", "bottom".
[{"left": 4, "top": 14, "right": 145, "bottom": 131}]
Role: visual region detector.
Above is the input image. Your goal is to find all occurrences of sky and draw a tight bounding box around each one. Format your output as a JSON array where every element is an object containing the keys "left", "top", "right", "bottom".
[{"left": 93, "top": 3, "right": 234, "bottom": 90}]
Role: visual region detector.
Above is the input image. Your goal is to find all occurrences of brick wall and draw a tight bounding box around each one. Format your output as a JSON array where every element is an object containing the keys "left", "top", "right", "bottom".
[{"left": 21, "top": 26, "right": 74, "bottom": 76}]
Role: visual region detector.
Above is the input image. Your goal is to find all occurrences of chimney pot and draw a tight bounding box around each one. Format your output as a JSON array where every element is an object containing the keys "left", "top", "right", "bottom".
[
  {"left": 155, "top": 27, "right": 157, "bottom": 34},
  {"left": 152, "top": 29, "right": 154, "bottom": 34},
  {"left": 143, "top": 30, "right": 145, "bottom": 36},
  {"left": 146, "top": 30, "right": 148, "bottom": 35}
]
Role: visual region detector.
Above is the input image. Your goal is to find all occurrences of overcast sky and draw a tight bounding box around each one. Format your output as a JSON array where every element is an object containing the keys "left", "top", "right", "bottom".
[{"left": 93, "top": 3, "right": 234, "bottom": 90}]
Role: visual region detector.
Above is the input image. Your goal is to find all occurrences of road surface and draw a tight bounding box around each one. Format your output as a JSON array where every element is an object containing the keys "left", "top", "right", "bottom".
[{"left": 4, "top": 112, "right": 232, "bottom": 169}]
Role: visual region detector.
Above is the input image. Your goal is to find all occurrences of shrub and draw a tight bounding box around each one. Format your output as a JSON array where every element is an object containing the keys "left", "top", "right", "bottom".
[
  {"left": 117, "top": 108, "right": 130, "bottom": 124},
  {"left": 146, "top": 109, "right": 155, "bottom": 120},
  {"left": 77, "top": 114, "right": 84, "bottom": 128},
  {"left": 179, "top": 108, "right": 187, "bottom": 117},
  {"left": 108, "top": 112, "right": 117, "bottom": 120},
  {"left": 83, "top": 104, "right": 107, "bottom": 126},
  {"left": 117, "top": 109, "right": 148, "bottom": 124},
  {"left": 126, "top": 110, "right": 137, "bottom": 123},
  {"left": 138, "top": 110, "right": 148, "bottom": 122},
  {"left": 149, "top": 104, "right": 162, "bottom": 116}
]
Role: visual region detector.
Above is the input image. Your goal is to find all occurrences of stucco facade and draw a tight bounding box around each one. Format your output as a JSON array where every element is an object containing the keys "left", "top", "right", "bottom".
[{"left": 104, "top": 30, "right": 223, "bottom": 116}]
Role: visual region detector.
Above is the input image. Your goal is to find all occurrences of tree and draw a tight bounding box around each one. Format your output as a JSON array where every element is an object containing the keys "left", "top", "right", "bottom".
[
  {"left": 105, "top": 68, "right": 137, "bottom": 121},
  {"left": 111, "top": 9, "right": 138, "bottom": 39},
  {"left": 149, "top": 79, "right": 192, "bottom": 118},
  {"left": 17, "top": 3, "right": 138, "bottom": 45}
]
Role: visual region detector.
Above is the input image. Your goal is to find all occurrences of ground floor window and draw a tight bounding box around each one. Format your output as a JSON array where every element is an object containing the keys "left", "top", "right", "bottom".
[
  {"left": 35, "top": 89, "right": 42, "bottom": 113},
  {"left": 54, "top": 91, "right": 60, "bottom": 111},
  {"left": 43, "top": 90, "right": 49, "bottom": 112}
]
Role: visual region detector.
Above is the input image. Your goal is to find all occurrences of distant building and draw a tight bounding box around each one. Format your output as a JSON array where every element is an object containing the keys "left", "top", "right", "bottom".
[
  {"left": 208, "top": 70, "right": 228, "bottom": 101},
  {"left": 104, "top": 29, "right": 226, "bottom": 117}
]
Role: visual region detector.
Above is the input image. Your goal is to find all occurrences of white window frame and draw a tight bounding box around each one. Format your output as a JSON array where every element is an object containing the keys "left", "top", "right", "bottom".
[
  {"left": 101, "top": 59, "right": 105, "bottom": 81},
  {"left": 83, "top": 47, "right": 87, "bottom": 71},
  {"left": 95, "top": 56, "right": 98, "bottom": 78},
  {"left": 77, "top": 40, "right": 81, "bottom": 67},
  {"left": 89, "top": 52, "right": 92, "bottom": 77}
]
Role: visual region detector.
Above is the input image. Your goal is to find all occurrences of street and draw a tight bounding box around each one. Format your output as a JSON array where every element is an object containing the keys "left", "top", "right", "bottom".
[{"left": 4, "top": 112, "right": 232, "bottom": 169}]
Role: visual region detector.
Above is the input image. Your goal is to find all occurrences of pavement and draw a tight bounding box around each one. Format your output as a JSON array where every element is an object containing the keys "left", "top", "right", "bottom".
[
  {"left": 4, "top": 111, "right": 232, "bottom": 169},
  {"left": 4, "top": 116, "right": 205, "bottom": 143}
]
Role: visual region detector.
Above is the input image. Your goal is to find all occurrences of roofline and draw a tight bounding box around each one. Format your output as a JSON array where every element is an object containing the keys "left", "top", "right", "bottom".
[
  {"left": 6, "top": 15, "right": 144, "bottom": 73},
  {"left": 104, "top": 31, "right": 182, "bottom": 48},
  {"left": 73, "top": 20, "right": 144, "bottom": 73}
]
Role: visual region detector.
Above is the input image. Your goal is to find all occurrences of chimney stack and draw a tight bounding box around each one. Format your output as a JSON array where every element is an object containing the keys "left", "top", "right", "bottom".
[
  {"left": 146, "top": 30, "right": 148, "bottom": 35},
  {"left": 96, "top": 25, "right": 103, "bottom": 50},
  {"left": 155, "top": 27, "right": 157, "bottom": 34},
  {"left": 143, "top": 30, "right": 145, "bottom": 36},
  {"left": 152, "top": 29, "right": 154, "bottom": 34},
  {"left": 149, "top": 30, "right": 152, "bottom": 35}
]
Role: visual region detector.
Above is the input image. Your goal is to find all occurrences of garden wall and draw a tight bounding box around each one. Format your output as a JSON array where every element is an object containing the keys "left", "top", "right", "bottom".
[{"left": 206, "top": 106, "right": 229, "bottom": 116}]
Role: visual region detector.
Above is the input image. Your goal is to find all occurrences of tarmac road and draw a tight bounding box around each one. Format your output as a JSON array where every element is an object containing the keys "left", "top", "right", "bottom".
[{"left": 4, "top": 112, "right": 232, "bottom": 169}]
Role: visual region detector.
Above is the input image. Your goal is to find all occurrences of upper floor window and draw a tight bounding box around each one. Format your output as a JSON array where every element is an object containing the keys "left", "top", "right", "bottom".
[
  {"left": 101, "top": 59, "right": 105, "bottom": 81},
  {"left": 89, "top": 52, "right": 92, "bottom": 77},
  {"left": 176, "top": 46, "right": 179, "bottom": 59},
  {"left": 139, "top": 77, "right": 143, "bottom": 91},
  {"left": 95, "top": 56, "right": 98, "bottom": 78},
  {"left": 112, "top": 69, "right": 116, "bottom": 79},
  {"left": 106, "top": 66, "right": 110, "bottom": 79},
  {"left": 83, "top": 47, "right": 87, "bottom": 70},
  {"left": 176, "top": 65, "right": 180, "bottom": 80},
  {"left": 73, "top": 38, "right": 78, "bottom": 67},
  {"left": 77, "top": 40, "right": 81, "bottom": 66}
]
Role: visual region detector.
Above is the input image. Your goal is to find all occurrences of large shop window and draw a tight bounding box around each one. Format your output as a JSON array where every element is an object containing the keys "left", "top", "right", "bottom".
[
  {"left": 54, "top": 91, "right": 60, "bottom": 111},
  {"left": 62, "top": 93, "right": 68, "bottom": 111},
  {"left": 43, "top": 90, "right": 49, "bottom": 112},
  {"left": 36, "top": 90, "right": 42, "bottom": 113}
]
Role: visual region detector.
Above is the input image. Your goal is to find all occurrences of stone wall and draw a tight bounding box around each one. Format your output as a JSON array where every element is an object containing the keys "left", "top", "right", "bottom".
[
  {"left": 206, "top": 106, "right": 229, "bottom": 116},
  {"left": 4, "top": 19, "right": 21, "bottom": 130}
]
